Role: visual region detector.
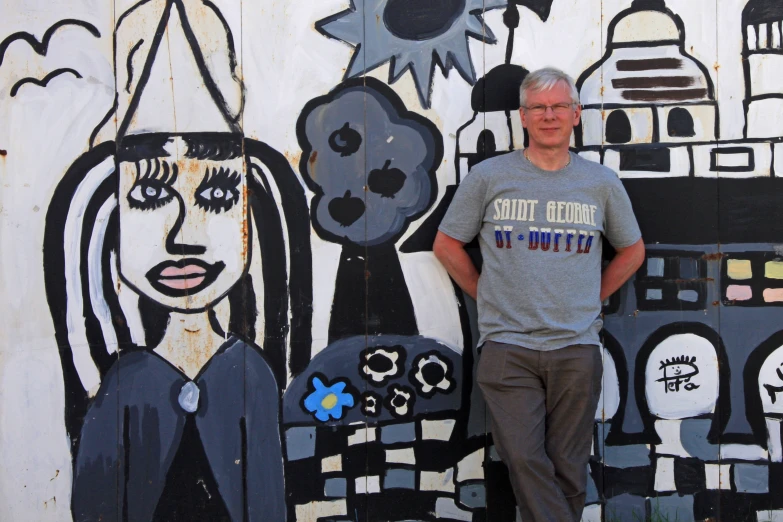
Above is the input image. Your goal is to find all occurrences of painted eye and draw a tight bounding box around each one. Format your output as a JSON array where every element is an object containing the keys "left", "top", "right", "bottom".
[
  {"left": 198, "top": 186, "right": 234, "bottom": 202},
  {"left": 127, "top": 179, "right": 174, "bottom": 210},
  {"left": 194, "top": 167, "right": 242, "bottom": 214}
]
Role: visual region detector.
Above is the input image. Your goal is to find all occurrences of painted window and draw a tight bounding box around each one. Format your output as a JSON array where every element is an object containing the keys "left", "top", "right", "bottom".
[
  {"left": 723, "top": 253, "right": 783, "bottom": 306},
  {"left": 709, "top": 147, "right": 755, "bottom": 172},
  {"left": 619, "top": 147, "right": 671, "bottom": 172},
  {"left": 606, "top": 110, "right": 632, "bottom": 144},
  {"left": 667, "top": 107, "right": 696, "bottom": 137},
  {"left": 635, "top": 252, "right": 707, "bottom": 311}
]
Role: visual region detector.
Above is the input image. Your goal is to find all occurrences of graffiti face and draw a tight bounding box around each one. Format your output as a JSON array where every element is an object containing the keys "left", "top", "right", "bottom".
[
  {"left": 657, "top": 355, "right": 700, "bottom": 393},
  {"left": 645, "top": 334, "right": 719, "bottom": 420},
  {"left": 519, "top": 82, "right": 581, "bottom": 151},
  {"left": 117, "top": 137, "right": 248, "bottom": 311}
]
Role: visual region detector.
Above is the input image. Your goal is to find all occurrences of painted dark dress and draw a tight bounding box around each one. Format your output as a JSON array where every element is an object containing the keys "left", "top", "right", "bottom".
[{"left": 71, "top": 337, "right": 285, "bottom": 522}]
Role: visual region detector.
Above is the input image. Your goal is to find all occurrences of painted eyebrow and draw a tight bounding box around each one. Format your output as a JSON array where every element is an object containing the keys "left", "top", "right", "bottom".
[{"left": 134, "top": 158, "right": 179, "bottom": 185}]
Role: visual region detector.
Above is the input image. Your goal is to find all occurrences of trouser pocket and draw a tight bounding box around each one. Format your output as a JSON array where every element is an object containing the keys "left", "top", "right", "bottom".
[{"left": 476, "top": 340, "right": 508, "bottom": 388}]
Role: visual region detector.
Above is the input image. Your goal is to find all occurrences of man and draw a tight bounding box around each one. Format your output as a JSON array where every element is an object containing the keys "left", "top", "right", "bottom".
[{"left": 433, "top": 68, "right": 645, "bottom": 521}]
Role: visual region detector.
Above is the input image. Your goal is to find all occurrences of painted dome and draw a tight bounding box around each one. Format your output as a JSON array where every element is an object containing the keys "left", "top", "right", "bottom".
[
  {"left": 611, "top": 10, "right": 680, "bottom": 44},
  {"left": 578, "top": 0, "right": 713, "bottom": 106}
]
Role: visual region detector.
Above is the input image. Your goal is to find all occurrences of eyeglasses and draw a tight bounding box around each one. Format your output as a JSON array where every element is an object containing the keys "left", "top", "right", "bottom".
[{"left": 521, "top": 103, "right": 576, "bottom": 116}]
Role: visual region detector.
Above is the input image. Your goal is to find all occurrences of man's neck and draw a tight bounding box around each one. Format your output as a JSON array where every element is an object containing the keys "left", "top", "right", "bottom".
[{"left": 524, "top": 146, "right": 571, "bottom": 171}]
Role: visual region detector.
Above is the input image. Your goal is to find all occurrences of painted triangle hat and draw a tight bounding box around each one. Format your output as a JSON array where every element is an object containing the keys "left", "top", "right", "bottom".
[{"left": 93, "top": 0, "right": 244, "bottom": 145}]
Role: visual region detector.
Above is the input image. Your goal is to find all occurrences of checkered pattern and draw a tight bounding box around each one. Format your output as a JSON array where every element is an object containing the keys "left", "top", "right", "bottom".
[{"left": 284, "top": 420, "right": 487, "bottom": 521}]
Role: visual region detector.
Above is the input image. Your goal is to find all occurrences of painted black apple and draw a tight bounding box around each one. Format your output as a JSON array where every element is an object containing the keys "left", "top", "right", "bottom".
[
  {"left": 328, "top": 122, "right": 362, "bottom": 156},
  {"left": 368, "top": 159, "right": 406, "bottom": 198},
  {"left": 328, "top": 190, "right": 365, "bottom": 227}
]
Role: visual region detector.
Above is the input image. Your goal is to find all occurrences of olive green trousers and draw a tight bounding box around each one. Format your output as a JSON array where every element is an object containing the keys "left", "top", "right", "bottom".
[{"left": 477, "top": 340, "right": 603, "bottom": 522}]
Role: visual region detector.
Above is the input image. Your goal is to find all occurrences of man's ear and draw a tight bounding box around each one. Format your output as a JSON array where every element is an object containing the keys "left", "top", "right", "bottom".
[
  {"left": 573, "top": 104, "right": 582, "bottom": 126},
  {"left": 519, "top": 107, "right": 528, "bottom": 129}
]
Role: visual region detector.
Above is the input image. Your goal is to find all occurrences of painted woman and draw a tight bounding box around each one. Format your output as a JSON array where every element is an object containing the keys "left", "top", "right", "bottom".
[{"left": 42, "top": 1, "right": 312, "bottom": 520}]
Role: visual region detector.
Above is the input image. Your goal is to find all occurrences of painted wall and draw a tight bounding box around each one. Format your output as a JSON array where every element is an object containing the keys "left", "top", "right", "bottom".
[{"left": 1, "top": 0, "right": 783, "bottom": 520}]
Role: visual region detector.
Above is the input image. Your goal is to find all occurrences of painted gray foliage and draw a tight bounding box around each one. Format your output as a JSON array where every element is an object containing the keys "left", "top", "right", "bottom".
[{"left": 298, "top": 79, "right": 442, "bottom": 246}]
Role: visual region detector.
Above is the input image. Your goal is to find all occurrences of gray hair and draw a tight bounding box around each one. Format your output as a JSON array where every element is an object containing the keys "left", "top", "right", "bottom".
[{"left": 519, "top": 67, "right": 579, "bottom": 107}]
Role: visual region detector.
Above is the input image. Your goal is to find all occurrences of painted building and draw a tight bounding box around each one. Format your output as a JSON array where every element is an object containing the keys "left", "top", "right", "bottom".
[{"left": 2, "top": 0, "right": 783, "bottom": 521}]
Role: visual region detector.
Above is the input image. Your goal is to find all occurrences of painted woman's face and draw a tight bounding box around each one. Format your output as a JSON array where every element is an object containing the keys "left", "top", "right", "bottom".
[{"left": 117, "top": 140, "right": 248, "bottom": 311}]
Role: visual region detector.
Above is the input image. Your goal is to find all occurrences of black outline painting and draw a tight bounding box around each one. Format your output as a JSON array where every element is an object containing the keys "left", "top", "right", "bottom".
[
  {"left": 1, "top": 0, "right": 781, "bottom": 520},
  {"left": 42, "top": 1, "right": 311, "bottom": 520},
  {"left": 1, "top": 19, "right": 100, "bottom": 100}
]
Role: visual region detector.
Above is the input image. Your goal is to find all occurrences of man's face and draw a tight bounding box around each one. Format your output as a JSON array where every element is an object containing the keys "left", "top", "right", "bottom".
[{"left": 519, "top": 82, "right": 581, "bottom": 151}]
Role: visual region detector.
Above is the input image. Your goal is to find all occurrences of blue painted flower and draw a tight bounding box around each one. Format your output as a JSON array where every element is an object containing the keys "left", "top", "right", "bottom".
[{"left": 303, "top": 375, "right": 356, "bottom": 422}]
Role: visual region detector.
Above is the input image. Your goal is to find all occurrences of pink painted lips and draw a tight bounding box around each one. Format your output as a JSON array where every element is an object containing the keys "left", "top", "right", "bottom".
[
  {"left": 159, "top": 264, "right": 207, "bottom": 289},
  {"left": 146, "top": 259, "right": 225, "bottom": 297}
]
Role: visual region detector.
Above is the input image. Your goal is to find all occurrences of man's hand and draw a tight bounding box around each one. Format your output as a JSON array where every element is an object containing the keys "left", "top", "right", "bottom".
[
  {"left": 433, "top": 231, "right": 480, "bottom": 300},
  {"left": 600, "top": 238, "right": 645, "bottom": 302}
]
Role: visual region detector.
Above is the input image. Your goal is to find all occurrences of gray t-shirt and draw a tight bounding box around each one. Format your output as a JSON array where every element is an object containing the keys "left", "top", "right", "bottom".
[{"left": 439, "top": 150, "right": 641, "bottom": 350}]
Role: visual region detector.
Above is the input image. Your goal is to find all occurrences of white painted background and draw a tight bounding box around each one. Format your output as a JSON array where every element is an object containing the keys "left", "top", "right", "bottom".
[{"left": 0, "top": 0, "right": 761, "bottom": 518}]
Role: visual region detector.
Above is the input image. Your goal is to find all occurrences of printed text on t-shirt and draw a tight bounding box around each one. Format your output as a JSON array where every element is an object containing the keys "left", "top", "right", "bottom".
[
  {"left": 492, "top": 199, "right": 597, "bottom": 226},
  {"left": 492, "top": 199, "right": 598, "bottom": 253}
]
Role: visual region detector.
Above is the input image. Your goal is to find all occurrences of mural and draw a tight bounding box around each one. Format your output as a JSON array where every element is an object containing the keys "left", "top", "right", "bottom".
[{"left": 2, "top": 0, "right": 783, "bottom": 521}]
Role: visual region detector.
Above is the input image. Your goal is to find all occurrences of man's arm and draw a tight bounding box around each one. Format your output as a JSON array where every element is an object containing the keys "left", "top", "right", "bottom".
[
  {"left": 600, "top": 237, "right": 645, "bottom": 301},
  {"left": 433, "top": 231, "right": 480, "bottom": 300}
]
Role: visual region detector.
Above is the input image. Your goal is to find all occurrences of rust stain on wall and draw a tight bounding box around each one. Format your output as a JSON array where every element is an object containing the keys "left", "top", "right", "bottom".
[
  {"left": 284, "top": 150, "right": 302, "bottom": 165},
  {"left": 242, "top": 183, "right": 249, "bottom": 258}
]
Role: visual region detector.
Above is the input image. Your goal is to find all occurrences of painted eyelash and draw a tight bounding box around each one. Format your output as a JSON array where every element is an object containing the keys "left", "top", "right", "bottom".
[
  {"left": 199, "top": 166, "right": 242, "bottom": 187},
  {"left": 127, "top": 159, "right": 179, "bottom": 211},
  {"left": 134, "top": 158, "right": 179, "bottom": 185}
]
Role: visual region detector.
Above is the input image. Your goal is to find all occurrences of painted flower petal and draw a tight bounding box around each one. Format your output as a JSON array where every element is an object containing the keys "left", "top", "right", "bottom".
[{"left": 303, "top": 374, "right": 358, "bottom": 422}]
